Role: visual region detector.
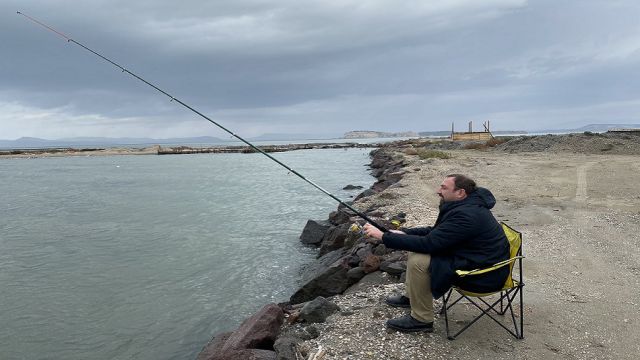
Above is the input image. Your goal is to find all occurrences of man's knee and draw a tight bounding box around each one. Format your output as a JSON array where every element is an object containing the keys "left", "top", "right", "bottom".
[{"left": 407, "top": 252, "right": 431, "bottom": 273}]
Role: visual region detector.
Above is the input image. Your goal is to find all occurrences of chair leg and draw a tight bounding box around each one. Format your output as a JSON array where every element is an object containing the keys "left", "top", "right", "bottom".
[
  {"left": 519, "top": 284, "right": 524, "bottom": 339},
  {"left": 445, "top": 288, "right": 524, "bottom": 340}
]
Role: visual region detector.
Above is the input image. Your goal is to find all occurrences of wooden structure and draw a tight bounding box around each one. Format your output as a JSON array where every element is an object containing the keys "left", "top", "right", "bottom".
[{"left": 451, "top": 121, "right": 494, "bottom": 141}]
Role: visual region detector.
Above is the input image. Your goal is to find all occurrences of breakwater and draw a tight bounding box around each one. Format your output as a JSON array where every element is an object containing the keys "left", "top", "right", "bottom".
[{"left": 0, "top": 142, "right": 377, "bottom": 158}]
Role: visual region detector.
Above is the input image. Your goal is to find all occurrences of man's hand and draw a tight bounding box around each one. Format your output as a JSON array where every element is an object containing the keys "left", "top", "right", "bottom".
[{"left": 363, "top": 223, "right": 384, "bottom": 241}]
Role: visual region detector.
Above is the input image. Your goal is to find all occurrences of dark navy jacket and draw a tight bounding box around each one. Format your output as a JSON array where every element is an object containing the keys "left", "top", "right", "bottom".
[{"left": 382, "top": 187, "right": 510, "bottom": 298}]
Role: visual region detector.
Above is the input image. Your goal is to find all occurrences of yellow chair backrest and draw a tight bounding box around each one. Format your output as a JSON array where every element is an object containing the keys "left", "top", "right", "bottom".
[{"left": 501, "top": 222, "right": 522, "bottom": 289}]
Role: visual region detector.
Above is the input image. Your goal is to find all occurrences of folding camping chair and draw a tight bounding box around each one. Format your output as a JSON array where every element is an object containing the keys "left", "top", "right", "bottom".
[{"left": 441, "top": 222, "right": 524, "bottom": 340}]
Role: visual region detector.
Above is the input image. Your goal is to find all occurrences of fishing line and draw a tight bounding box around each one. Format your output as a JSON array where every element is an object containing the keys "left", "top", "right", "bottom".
[{"left": 17, "top": 11, "right": 388, "bottom": 232}]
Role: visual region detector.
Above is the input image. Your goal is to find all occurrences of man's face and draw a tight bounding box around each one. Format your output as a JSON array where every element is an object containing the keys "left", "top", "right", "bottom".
[{"left": 437, "top": 177, "right": 467, "bottom": 204}]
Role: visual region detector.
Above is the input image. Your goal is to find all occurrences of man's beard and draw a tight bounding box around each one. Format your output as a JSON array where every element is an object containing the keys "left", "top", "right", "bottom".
[{"left": 439, "top": 197, "right": 445, "bottom": 207}]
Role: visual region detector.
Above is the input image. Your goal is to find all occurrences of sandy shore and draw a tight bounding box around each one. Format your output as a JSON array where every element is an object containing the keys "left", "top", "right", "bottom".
[{"left": 300, "top": 149, "right": 640, "bottom": 359}]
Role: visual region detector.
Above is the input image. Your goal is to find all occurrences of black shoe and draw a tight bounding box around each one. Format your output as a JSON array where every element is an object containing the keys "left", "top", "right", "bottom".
[
  {"left": 386, "top": 314, "right": 434, "bottom": 333},
  {"left": 385, "top": 295, "right": 411, "bottom": 308}
]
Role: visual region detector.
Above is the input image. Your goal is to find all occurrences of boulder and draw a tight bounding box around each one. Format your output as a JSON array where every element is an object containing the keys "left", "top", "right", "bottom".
[
  {"left": 318, "top": 223, "right": 350, "bottom": 256},
  {"left": 299, "top": 248, "right": 346, "bottom": 285},
  {"left": 197, "top": 332, "right": 233, "bottom": 360},
  {"left": 285, "top": 325, "right": 320, "bottom": 340},
  {"left": 290, "top": 261, "right": 353, "bottom": 304},
  {"left": 207, "top": 349, "right": 277, "bottom": 360},
  {"left": 328, "top": 210, "right": 351, "bottom": 226},
  {"left": 343, "top": 184, "right": 364, "bottom": 190},
  {"left": 346, "top": 266, "right": 366, "bottom": 281},
  {"left": 197, "top": 304, "right": 284, "bottom": 360},
  {"left": 371, "top": 180, "right": 393, "bottom": 192},
  {"left": 373, "top": 244, "right": 388, "bottom": 256},
  {"left": 299, "top": 297, "right": 340, "bottom": 323},
  {"left": 221, "top": 303, "right": 284, "bottom": 352},
  {"left": 354, "top": 189, "right": 376, "bottom": 201},
  {"left": 299, "top": 220, "right": 331, "bottom": 245},
  {"left": 345, "top": 255, "right": 361, "bottom": 267},
  {"left": 343, "top": 230, "right": 363, "bottom": 250},
  {"left": 355, "top": 243, "right": 374, "bottom": 260},
  {"left": 380, "top": 260, "right": 406, "bottom": 276},
  {"left": 273, "top": 336, "right": 301, "bottom": 360}
]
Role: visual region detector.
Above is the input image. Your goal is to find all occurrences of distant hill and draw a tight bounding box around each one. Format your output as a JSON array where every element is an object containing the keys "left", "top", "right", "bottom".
[
  {"left": 573, "top": 124, "right": 640, "bottom": 132},
  {"left": 344, "top": 131, "right": 419, "bottom": 139},
  {"left": 247, "top": 133, "right": 339, "bottom": 141}
]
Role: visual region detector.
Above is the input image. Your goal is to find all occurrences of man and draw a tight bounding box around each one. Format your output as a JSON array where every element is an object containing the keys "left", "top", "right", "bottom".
[{"left": 363, "top": 174, "right": 509, "bottom": 332}]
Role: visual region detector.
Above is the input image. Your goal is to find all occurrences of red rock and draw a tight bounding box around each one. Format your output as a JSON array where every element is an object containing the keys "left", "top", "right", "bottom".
[{"left": 362, "top": 254, "right": 381, "bottom": 273}]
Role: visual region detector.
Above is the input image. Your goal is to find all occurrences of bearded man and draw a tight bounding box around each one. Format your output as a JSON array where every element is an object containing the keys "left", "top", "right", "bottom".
[{"left": 363, "top": 174, "right": 509, "bottom": 332}]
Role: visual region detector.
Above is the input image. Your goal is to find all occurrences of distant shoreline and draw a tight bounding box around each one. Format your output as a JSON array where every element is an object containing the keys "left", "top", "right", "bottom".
[{"left": 0, "top": 142, "right": 379, "bottom": 159}]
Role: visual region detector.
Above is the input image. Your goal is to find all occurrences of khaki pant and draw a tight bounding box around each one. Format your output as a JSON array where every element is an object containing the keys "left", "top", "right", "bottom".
[{"left": 406, "top": 252, "right": 434, "bottom": 323}]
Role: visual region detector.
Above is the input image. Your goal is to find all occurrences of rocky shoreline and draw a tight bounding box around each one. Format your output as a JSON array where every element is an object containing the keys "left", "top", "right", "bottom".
[{"left": 196, "top": 145, "right": 413, "bottom": 360}]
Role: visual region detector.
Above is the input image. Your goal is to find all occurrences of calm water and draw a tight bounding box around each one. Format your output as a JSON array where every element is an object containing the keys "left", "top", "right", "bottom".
[{"left": 0, "top": 148, "right": 374, "bottom": 360}]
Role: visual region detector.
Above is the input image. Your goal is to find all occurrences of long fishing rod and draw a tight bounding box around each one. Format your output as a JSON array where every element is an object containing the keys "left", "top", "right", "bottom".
[{"left": 17, "top": 11, "right": 388, "bottom": 232}]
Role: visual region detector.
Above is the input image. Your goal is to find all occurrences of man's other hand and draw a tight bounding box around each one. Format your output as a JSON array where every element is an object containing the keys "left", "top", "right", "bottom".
[{"left": 363, "top": 223, "right": 384, "bottom": 241}]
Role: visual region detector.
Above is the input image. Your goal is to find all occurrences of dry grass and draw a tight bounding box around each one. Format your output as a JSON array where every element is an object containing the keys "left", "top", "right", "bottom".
[
  {"left": 463, "top": 137, "right": 509, "bottom": 150},
  {"left": 415, "top": 149, "right": 451, "bottom": 159}
]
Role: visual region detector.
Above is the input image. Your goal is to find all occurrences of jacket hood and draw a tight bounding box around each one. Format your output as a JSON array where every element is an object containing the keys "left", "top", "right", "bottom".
[
  {"left": 467, "top": 187, "right": 496, "bottom": 209},
  {"left": 439, "top": 187, "right": 496, "bottom": 213}
]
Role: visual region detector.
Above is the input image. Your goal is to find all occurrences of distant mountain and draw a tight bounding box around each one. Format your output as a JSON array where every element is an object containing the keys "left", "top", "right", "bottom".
[
  {"left": 573, "top": 124, "right": 640, "bottom": 132},
  {"left": 248, "top": 133, "right": 339, "bottom": 141},
  {"left": 344, "top": 131, "right": 419, "bottom": 139},
  {"left": 417, "top": 131, "right": 453, "bottom": 137}
]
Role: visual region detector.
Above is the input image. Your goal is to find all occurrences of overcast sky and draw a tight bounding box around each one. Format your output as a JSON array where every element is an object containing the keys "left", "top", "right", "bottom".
[{"left": 1, "top": 0, "right": 639, "bottom": 139}]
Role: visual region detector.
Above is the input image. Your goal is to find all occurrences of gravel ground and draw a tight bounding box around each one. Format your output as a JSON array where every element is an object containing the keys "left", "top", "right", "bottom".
[
  {"left": 491, "top": 132, "right": 640, "bottom": 155},
  {"left": 295, "top": 147, "right": 640, "bottom": 359}
]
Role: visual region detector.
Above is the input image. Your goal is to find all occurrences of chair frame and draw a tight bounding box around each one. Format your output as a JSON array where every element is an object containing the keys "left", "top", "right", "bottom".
[{"left": 441, "top": 222, "right": 524, "bottom": 340}]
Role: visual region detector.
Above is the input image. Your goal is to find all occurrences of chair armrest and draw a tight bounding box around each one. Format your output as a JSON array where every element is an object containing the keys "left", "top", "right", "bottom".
[{"left": 455, "top": 256, "right": 525, "bottom": 277}]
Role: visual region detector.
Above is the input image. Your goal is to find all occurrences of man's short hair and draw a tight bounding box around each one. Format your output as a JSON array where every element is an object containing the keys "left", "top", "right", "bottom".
[{"left": 446, "top": 174, "right": 477, "bottom": 194}]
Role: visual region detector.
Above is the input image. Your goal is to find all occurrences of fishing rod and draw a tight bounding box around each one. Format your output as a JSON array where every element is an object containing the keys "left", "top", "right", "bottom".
[{"left": 17, "top": 11, "right": 388, "bottom": 232}]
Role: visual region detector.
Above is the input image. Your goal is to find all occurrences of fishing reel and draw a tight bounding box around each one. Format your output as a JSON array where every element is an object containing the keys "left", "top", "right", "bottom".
[{"left": 349, "top": 219, "right": 402, "bottom": 235}]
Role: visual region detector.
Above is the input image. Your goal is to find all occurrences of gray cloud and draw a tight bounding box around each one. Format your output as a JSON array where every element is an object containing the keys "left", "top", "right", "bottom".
[{"left": 1, "top": 0, "right": 639, "bottom": 139}]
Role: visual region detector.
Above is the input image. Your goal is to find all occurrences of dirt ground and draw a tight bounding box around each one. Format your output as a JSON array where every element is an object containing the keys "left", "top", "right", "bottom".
[{"left": 303, "top": 150, "right": 640, "bottom": 359}]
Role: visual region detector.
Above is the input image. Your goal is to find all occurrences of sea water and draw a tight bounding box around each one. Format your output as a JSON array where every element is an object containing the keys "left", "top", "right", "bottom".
[{"left": 0, "top": 148, "right": 375, "bottom": 360}]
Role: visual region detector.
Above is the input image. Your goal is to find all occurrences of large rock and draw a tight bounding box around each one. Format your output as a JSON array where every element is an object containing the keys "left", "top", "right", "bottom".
[
  {"left": 355, "top": 243, "right": 374, "bottom": 260},
  {"left": 299, "top": 220, "right": 331, "bottom": 245},
  {"left": 371, "top": 179, "right": 393, "bottom": 192},
  {"left": 318, "top": 223, "right": 350, "bottom": 256},
  {"left": 380, "top": 260, "right": 406, "bottom": 276},
  {"left": 290, "top": 261, "right": 354, "bottom": 304},
  {"left": 343, "top": 184, "right": 363, "bottom": 190},
  {"left": 197, "top": 304, "right": 284, "bottom": 360},
  {"left": 221, "top": 303, "right": 284, "bottom": 352},
  {"left": 299, "top": 296, "right": 340, "bottom": 323},
  {"left": 328, "top": 209, "right": 352, "bottom": 225},
  {"left": 299, "top": 248, "right": 346, "bottom": 285},
  {"left": 373, "top": 244, "right": 388, "bottom": 256},
  {"left": 354, "top": 189, "right": 376, "bottom": 201},
  {"left": 208, "top": 349, "right": 277, "bottom": 360},
  {"left": 273, "top": 336, "right": 301, "bottom": 360},
  {"left": 197, "top": 332, "right": 233, "bottom": 360},
  {"left": 346, "top": 266, "right": 366, "bottom": 282}
]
